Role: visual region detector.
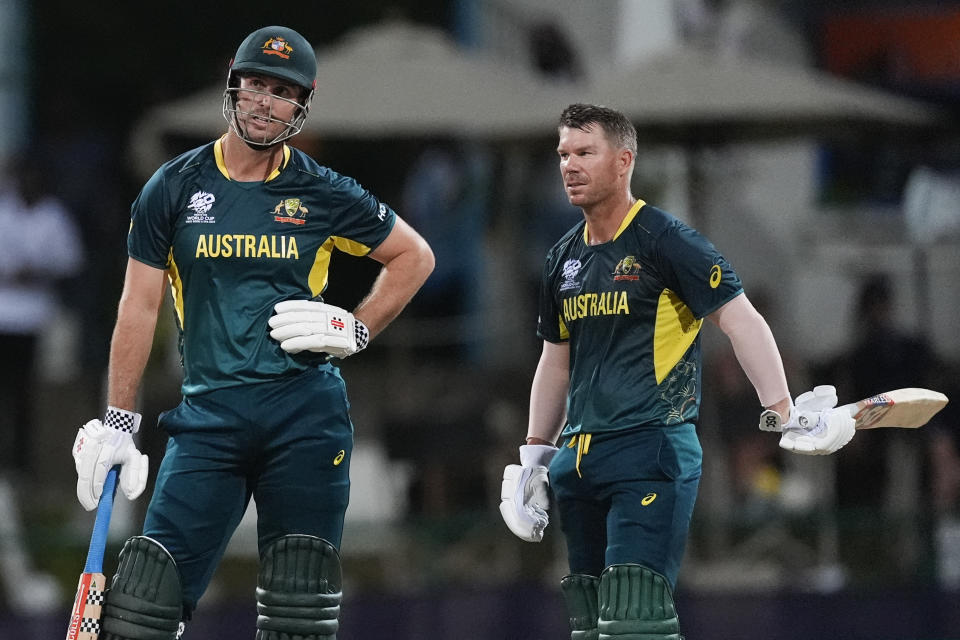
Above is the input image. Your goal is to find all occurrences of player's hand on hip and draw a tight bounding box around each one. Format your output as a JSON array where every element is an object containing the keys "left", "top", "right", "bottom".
[
  {"left": 72, "top": 407, "right": 149, "bottom": 510},
  {"left": 762, "top": 385, "right": 856, "bottom": 455},
  {"left": 499, "top": 444, "right": 557, "bottom": 542},
  {"left": 268, "top": 299, "right": 369, "bottom": 359}
]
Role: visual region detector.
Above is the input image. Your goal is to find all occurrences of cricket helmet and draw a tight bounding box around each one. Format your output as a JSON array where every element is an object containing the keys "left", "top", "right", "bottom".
[{"left": 222, "top": 26, "right": 317, "bottom": 147}]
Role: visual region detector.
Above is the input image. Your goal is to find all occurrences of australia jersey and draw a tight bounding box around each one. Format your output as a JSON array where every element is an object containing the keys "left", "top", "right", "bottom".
[
  {"left": 537, "top": 200, "right": 742, "bottom": 435},
  {"left": 128, "top": 138, "right": 396, "bottom": 396}
]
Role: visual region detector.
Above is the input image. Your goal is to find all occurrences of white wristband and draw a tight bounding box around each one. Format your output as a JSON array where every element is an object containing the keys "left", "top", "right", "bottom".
[{"left": 519, "top": 444, "right": 558, "bottom": 468}]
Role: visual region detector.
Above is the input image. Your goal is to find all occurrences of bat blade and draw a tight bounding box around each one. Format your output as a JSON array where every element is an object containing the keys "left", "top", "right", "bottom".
[
  {"left": 66, "top": 467, "right": 119, "bottom": 640},
  {"left": 66, "top": 572, "right": 107, "bottom": 640},
  {"left": 843, "top": 388, "right": 949, "bottom": 430}
]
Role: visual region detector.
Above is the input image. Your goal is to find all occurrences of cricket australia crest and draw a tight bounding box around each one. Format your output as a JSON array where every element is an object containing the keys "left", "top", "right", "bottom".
[
  {"left": 613, "top": 255, "right": 641, "bottom": 281},
  {"left": 273, "top": 198, "right": 309, "bottom": 225}
]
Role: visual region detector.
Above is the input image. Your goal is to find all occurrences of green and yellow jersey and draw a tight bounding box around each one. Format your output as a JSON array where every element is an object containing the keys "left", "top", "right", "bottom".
[
  {"left": 128, "top": 137, "right": 396, "bottom": 396},
  {"left": 537, "top": 200, "right": 742, "bottom": 436}
]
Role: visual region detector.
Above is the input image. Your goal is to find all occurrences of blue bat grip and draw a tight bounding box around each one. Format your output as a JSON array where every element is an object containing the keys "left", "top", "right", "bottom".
[{"left": 82, "top": 466, "right": 119, "bottom": 574}]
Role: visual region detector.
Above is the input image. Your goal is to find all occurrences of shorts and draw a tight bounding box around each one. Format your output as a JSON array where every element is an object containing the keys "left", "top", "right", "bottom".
[
  {"left": 549, "top": 424, "right": 702, "bottom": 590},
  {"left": 142, "top": 366, "right": 354, "bottom": 612}
]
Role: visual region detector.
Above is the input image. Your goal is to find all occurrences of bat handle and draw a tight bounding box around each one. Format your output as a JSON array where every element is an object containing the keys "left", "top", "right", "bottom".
[{"left": 82, "top": 466, "right": 119, "bottom": 574}]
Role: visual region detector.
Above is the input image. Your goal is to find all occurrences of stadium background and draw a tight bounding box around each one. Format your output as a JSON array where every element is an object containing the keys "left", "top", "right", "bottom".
[{"left": 1, "top": 1, "right": 959, "bottom": 638}]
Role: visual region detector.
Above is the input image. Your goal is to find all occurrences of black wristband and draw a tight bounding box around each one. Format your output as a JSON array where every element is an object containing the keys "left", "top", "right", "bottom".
[
  {"left": 104, "top": 406, "right": 142, "bottom": 433},
  {"left": 355, "top": 319, "right": 369, "bottom": 351}
]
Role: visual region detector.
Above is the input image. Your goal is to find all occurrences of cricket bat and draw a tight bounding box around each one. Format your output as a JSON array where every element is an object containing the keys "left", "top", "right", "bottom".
[
  {"left": 66, "top": 466, "right": 118, "bottom": 640},
  {"left": 844, "top": 388, "right": 949, "bottom": 430}
]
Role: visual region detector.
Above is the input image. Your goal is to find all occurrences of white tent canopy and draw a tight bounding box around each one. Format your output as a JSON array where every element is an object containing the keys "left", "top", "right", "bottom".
[
  {"left": 129, "top": 20, "right": 570, "bottom": 176},
  {"left": 583, "top": 47, "right": 944, "bottom": 143},
  {"left": 130, "top": 22, "right": 947, "bottom": 176}
]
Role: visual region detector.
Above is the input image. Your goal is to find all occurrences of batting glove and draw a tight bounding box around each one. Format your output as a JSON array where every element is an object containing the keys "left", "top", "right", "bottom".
[
  {"left": 761, "top": 385, "right": 856, "bottom": 455},
  {"left": 499, "top": 444, "right": 557, "bottom": 542},
  {"left": 268, "top": 299, "right": 369, "bottom": 359},
  {"left": 73, "top": 407, "right": 149, "bottom": 510}
]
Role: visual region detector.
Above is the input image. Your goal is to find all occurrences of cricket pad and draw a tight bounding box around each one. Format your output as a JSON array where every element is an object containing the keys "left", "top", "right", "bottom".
[
  {"left": 560, "top": 574, "right": 600, "bottom": 640},
  {"left": 256, "top": 534, "right": 342, "bottom": 640},
  {"left": 100, "top": 536, "right": 183, "bottom": 640},
  {"left": 597, "top": 564, "right": 681, "bottom": 640}
]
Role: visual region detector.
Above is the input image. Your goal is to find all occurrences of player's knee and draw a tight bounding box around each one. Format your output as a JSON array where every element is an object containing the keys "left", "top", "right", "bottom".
[
  {"left": 560, "top": 574, "right": 599, "bottom": 640},
  {"left": 597, "top": 564, "right": 681, "bottom": 640},
  {"left": 100, "top": 536, "right": 184, "bottom": 640},
  {"left": 255, "top": 534, "right": 342, "bottom": 640}
]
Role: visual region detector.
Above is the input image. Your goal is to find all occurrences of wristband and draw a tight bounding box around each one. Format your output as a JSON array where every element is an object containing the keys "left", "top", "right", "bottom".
[
  {"left": 519, "top": 443, "right": 558, "bottom": 468},
  {"left": 104, "top": 406, "right": 142, "bottom": 433},
  {"left": 355, "top": 318, "right": 369, "bottom": 351}
]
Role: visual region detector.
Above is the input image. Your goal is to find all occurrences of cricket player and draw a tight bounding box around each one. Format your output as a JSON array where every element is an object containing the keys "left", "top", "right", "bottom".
[
  {"left": 71, "top": 25, "right": 434, "bottom": 639},
  {"left": 499, "top": 104, "right": 854, "bottom": 639}
]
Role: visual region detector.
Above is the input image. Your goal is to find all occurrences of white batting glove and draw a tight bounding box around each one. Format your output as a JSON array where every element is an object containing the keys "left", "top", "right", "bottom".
[
  {"left": 761, "top": 385, "right": 856, "bottom": 455},
  {"left": 499, "top": 444, "right": 558, "bottom": 542},
  {"left": 268, "top": 299, "right": 369, "bottom": 359},
  {"left": 73, "top": 407, "right": 149, "bottom": 511}
]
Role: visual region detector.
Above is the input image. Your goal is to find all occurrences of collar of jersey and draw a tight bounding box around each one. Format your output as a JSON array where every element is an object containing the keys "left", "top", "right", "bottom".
[
  {"left": 214, "top": 135, "right": 290, "bottom": 183},
  {"left": 583, "top": 198, "right": 646, "bottom": 246}
]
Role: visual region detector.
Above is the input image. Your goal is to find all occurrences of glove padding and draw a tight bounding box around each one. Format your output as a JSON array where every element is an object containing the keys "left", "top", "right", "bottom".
[
  {"left": 73, "top": 407, "right": 149, "bottom": 510},
  {"left": 268, "top": 299, "right": 369, "bottom": 359},
  {"left": 760, "top": 385, "right": 856, "bottom": 455},
  {"left": 499, "top": 444, "right": 557, "bottom": 542}
]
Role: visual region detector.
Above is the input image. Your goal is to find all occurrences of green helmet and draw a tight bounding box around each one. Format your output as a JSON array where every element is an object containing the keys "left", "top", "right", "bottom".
[
  {"left": 229, "top": 26, "right": 316, "bottom": 91},
  {"left": 222, "top": 26, "right": 317, "bottom": 147}
]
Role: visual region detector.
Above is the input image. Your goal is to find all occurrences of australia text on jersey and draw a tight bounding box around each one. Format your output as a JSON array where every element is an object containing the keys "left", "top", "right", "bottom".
[
  {"left": 194, "top": 234, "right": 299, "bottom": 259},
  {"left": 562, "top": 290, "right": 630, "bottom": 323}
]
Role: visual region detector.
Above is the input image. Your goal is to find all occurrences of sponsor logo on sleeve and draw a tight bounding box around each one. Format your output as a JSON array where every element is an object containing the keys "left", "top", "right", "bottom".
[{"left": 709, "top": 264, "right": 722, "bottom": 288}]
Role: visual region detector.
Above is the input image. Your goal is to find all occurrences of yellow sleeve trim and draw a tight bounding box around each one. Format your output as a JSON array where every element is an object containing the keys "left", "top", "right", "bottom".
[{"left": 332, "top": 235, "right": 373, "bottom": 257}]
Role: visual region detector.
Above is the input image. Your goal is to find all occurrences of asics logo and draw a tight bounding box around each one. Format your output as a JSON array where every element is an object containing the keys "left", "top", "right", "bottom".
[
  {"left": 641, "top": 493, "right": 657, "bottom": 506},
  {"left": 333, "top": 450, "right": 345, "bottom": 466},
  {"left": 709, "top": 265, "right": 722, "bottom": 288}
]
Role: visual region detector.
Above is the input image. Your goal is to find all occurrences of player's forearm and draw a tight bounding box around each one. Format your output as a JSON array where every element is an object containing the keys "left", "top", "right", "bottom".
[
  {"left": 353, "top": 239, "right": 434, "bottom": 338},
  {"left": 526, "top": 344, "right": 570, "bottom": 445},
  {"left": 711, "top": 294, "right": 790, "bottom": 410},
  {"left": 106, "top": 303, "right": 160, "bottom": 411}
]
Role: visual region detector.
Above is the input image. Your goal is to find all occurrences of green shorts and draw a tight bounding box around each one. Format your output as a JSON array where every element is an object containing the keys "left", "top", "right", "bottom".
[
  {"left": 142, "top": 365, "right": 353, "bottom": 612},
  {"left": 550, "top": 424, "right": 702, "bottom": 590}
]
